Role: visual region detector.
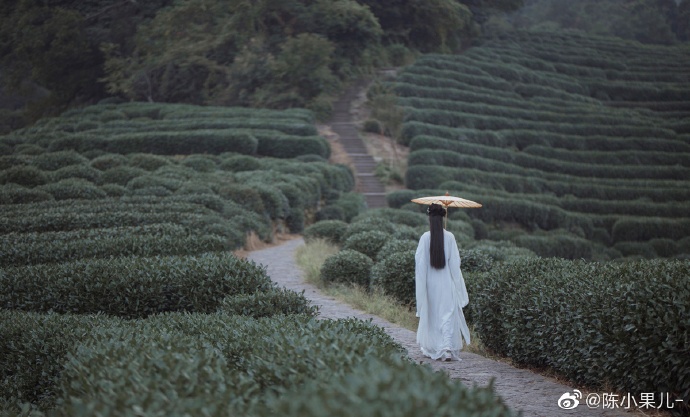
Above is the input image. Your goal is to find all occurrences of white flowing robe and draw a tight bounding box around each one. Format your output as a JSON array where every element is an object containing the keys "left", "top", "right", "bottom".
[{"left": 415, "top": 230, "right": 471, "bottom": 360}]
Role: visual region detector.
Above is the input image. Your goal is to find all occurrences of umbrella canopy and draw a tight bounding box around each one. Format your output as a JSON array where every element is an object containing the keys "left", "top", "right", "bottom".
[{"left": 411, "top": 192, "right": 482, "bottom": 208}]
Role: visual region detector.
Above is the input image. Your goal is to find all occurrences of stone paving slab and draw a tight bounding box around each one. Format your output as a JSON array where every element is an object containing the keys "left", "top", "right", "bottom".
[{"left": 248, "top": 238, "right": 637, "bottom": 417}]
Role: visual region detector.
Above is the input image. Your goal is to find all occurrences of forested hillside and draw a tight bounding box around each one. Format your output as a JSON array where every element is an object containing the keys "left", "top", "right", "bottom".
[{"left": 0, "top": 0, "right": 525, "bottom": 133}]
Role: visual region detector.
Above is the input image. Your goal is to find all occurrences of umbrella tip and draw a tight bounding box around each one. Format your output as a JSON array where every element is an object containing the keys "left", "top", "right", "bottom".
[{"left": 445, "top": 191, "right": 449, "bottom": 196}]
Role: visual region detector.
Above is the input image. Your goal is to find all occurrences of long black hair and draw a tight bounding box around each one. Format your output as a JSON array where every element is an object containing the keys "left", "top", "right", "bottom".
[{"left": 427, "top": 203, "right": 446, "bottom": 269}]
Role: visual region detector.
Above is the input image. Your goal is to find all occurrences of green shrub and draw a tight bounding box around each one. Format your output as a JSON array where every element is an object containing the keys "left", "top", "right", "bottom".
[
  {"left": 260, "top": 356, "right": 515, "bottom": 417},
  {"left": 344, "top": 218, "right": 396, "bottom": 240},
  {"left": 101, "top": 166, "right": 146, "bottom": 185},
  {"left": 458, "top": 249, "right": 493, "bottom": 273},
  {"left": 13, "top": 144, "right": 44, "bottom": 155},
  {"left": 31, "top": 151, "right": 88, "bottom": 171},
  {"left": 353, "top": 208, "right": 428, "bottom": 228},
  {"left": 170, "top": 194, "right": 224, "bottom": 214},
  {"left": 295, "top": 154, "right": 327, "bottom": 163},
  {"left": 470, "top": 258, "right": 689, "bottom": 407},
  {"left": 131, "top": 185, "right": 172, "bottom": 197},
  {"left": 362, "top": 119, "right": 383, "bottom": 134},
  {"left": 257, "top": 136, "right": 330, "bottom": 159},
  {"left": 90, "top": 153, "right": 129, "bottom": 170},
  {"left": 377, "top": 239, "right": 418, "bottom": 262},
  {"left": 219, "top": 288, "right": 318, "bottom": 318},
  {"left": 0, "top": 165, "right": 48, "bottom": 187},
  {"left": 303, "top": 220, "right": 348, "bottom": 244},
  {"left": 174, "top": 181, "right": 215, "bottom": 196},
  {"left": 371, "top": 250, "right": 416, "bottom": 306},
  {"left": 320, "top": 250, "right": 373, "bottom": 288},
  {"left": 613, "top": 241, "right": 658, "bottom": 259},
  {"left": 218, "top": 184, "right": 266, "bottom": 216},
  {"left": 0, "top": 253, "right": 271, "bottom": 318},
  {"left": 465, "top": 240, "right": 537, "bottom": 263},
  {"left": 0, "top": 184, "right": 53, "bottom": 204},
  {"left": 100, "top": 183, "right": 127, "bottom": 197},
  {"left": 0, "top": 312, "right": 407, "bottom": 413},
  {"left": 127, "top": 175, "right": 183, "bottom": 192},
  {"left": 128, "top": 153, "right": 172, "bottom": 171},
  {"left": 513, "top": 233, "right": 593, "bottom": 259},
  {"left": 332, "top": 192, "right": 366, "bottom": 222},
  {"left": 0, "top": 224, "right": 230, "bottom": 266},
  {"left": 51, "top": 164, "right": 102, "bottom": 184},
  {"left": 0, "top": 155, "right": 28, "bottom": 170},
  {"left": 0, "top": 206, "right": 225, "bottom": 234},
  {"left": 343, "top": 230, "right": 390, "bottom": 261},
  {"left": 36, "top": 179, "right": 107, "bottom": 201},
  {"left": 182, "top": 155, "right": 217, "bottom": 172},
  {"left": 649, "top": 238, "right": 680, "bottom": 258},
  {"left": 226, "top": 211, "right": 273, "bottom": 243},
  {"left": 612, "top": 218, "right": 690, "bottom": 242},
  {"left": 392, "top": 225, "right": 419, "bottom": 241},
  {"left": 107, "top": 131, "right": 259, "bottom": 155},
  {"left": 220, "top": 154, "right": 262, "bottom": 172},
  {"left": 315, "top": 205, "right": 345, "bottom": 221},
  {"left": 286, "top": 207, "right": 305, "bottom": 233}
]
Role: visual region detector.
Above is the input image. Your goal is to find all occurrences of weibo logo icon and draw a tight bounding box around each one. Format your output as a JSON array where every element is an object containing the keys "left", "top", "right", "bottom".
[{"left": 557, "top": 390, "right": 582, "bottom": 410}]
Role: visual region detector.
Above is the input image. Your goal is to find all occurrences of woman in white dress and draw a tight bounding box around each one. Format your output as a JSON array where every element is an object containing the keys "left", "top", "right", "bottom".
[{"left": 415, "top": 203, "right": 471, "bottom": 361}]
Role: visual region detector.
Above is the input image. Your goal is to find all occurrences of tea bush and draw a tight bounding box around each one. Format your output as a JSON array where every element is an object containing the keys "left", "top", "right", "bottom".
[
  {"left": 182, "top": 155, "right": 217, "bottom": 172},
  {"left": 257, "top": 136, "right": 330, "bottom": 159},
  {"left": 376, "top": 239, "right": 418, "bottom": 262},
  {"left": 469, "top": 258, "right": 690, "bottom": 407},
  {"left": 371, "top": 250, "right": 416, "bottom": 306},
  {"left": 128, "top": 153, "right": 172, "bottom": 171},
  {"left": 220, "top": 288, "right": 318, "bottom": 318},
  {"left": 0, "top": 184, "right": 53, "bottom": 204},
  {"left": 330, "top": 191, "right": 366, "bottom": 222},
  {"left": 343, "top": 218, "right": 396, "bottom": 240},
  {"left": 320, "top": 250, "right": 373, "bottom": 288},
  {"left": 303, "top": 220, "right": 348, "bottom": 244},
  {"left": 31, "top": 151, "right": 88, "bottom": 171},
  {"left": 259, "top": 356, "right": 515, "bottom": 417},
  {"left": 0, "top": 312, "right": 409, "bottom": 414},
  {"left": 394, "top": 32, "right": 690, "bottom": 260},
  {"left": 100, "top": 166, "right": 146, "bottom": 185},
  {"left": 51, "top": 164, "right": 102, "bottom": 183},
  {"left": 315, "top": 205, "right": 345, "bottom": 221},
  {"left": 0, "top": 224, "right": 230, "bottom": 266},
  {"left": 220, "top": 154, "right": 262, "bottom": 172},
  {"left": 0, "top": 165, "right": 48, "bottom": 187},
  {"left": 36, "top": 179, "right": 107, "bottom": 201},
  {"left": 458, "top": 249, "right": 493, "bottom": 273},
  {"left": 127, "top": 175, "right": 183, "bottom": 192},
  {"left": 352, "top": 208, "right": 428, "bottom": 228},
  {"left": 343, "top": 230, "right": 389, "bottom": 261},
  {"left": 0, "top": 155, "right": 27, "bottom": 170},
  {"left": 0, "top": 253, "right": 271, "bottom": 317}
]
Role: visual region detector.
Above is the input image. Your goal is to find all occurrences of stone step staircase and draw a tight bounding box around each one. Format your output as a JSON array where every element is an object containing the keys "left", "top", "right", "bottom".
[{"left": 328, "top": 80, "right": 388, "bottom": 209}]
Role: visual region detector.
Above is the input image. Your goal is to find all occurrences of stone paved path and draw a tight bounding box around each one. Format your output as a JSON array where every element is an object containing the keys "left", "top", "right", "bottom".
[
  {"left": 328, "top": 79, "right": 387, "bottom": 209},
  {"left": 248, "top": 238, "right": 635, "bottom": 417}
]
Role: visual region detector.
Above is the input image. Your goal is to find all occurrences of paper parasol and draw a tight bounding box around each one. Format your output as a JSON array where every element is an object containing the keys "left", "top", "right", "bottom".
[{"left": 411, "top": 192, "right": 482, "bottom": 208}]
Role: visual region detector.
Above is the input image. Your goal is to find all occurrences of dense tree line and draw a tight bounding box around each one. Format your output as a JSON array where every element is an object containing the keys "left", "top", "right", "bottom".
[
  {"left": 505, "top": 0, "right": 690, "bottom": 44},
  {"left": 1, "top": 0, "right": 522, "bottom": 132}
]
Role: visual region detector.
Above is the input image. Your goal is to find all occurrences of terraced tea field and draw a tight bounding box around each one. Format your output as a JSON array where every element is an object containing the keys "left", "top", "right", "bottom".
[{"left": 389, "top": 30, "right": 690, "bottom": 260}]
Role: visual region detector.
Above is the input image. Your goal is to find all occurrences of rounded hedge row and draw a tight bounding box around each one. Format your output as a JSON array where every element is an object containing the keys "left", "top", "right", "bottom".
[
  {"left": 303, "top": 220, "right": 348, "bottom": 245},
  {"left": 343, "top": 231, "right": 390, "bottom": 262},
  {"left": 371, "top": 250, "right": 416, "bottom": 307},
  {"left": 468, "top": 258, "right": 689, "bottom": 407},
  {"left": 320, "top": 250, "right": 373, "bottom": 288},
  {"left": 0, "top": 253, "right": 271, "bottom": 318},
  {"left": 0, "top": 224, "right": 231, "bottom": 266}
]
